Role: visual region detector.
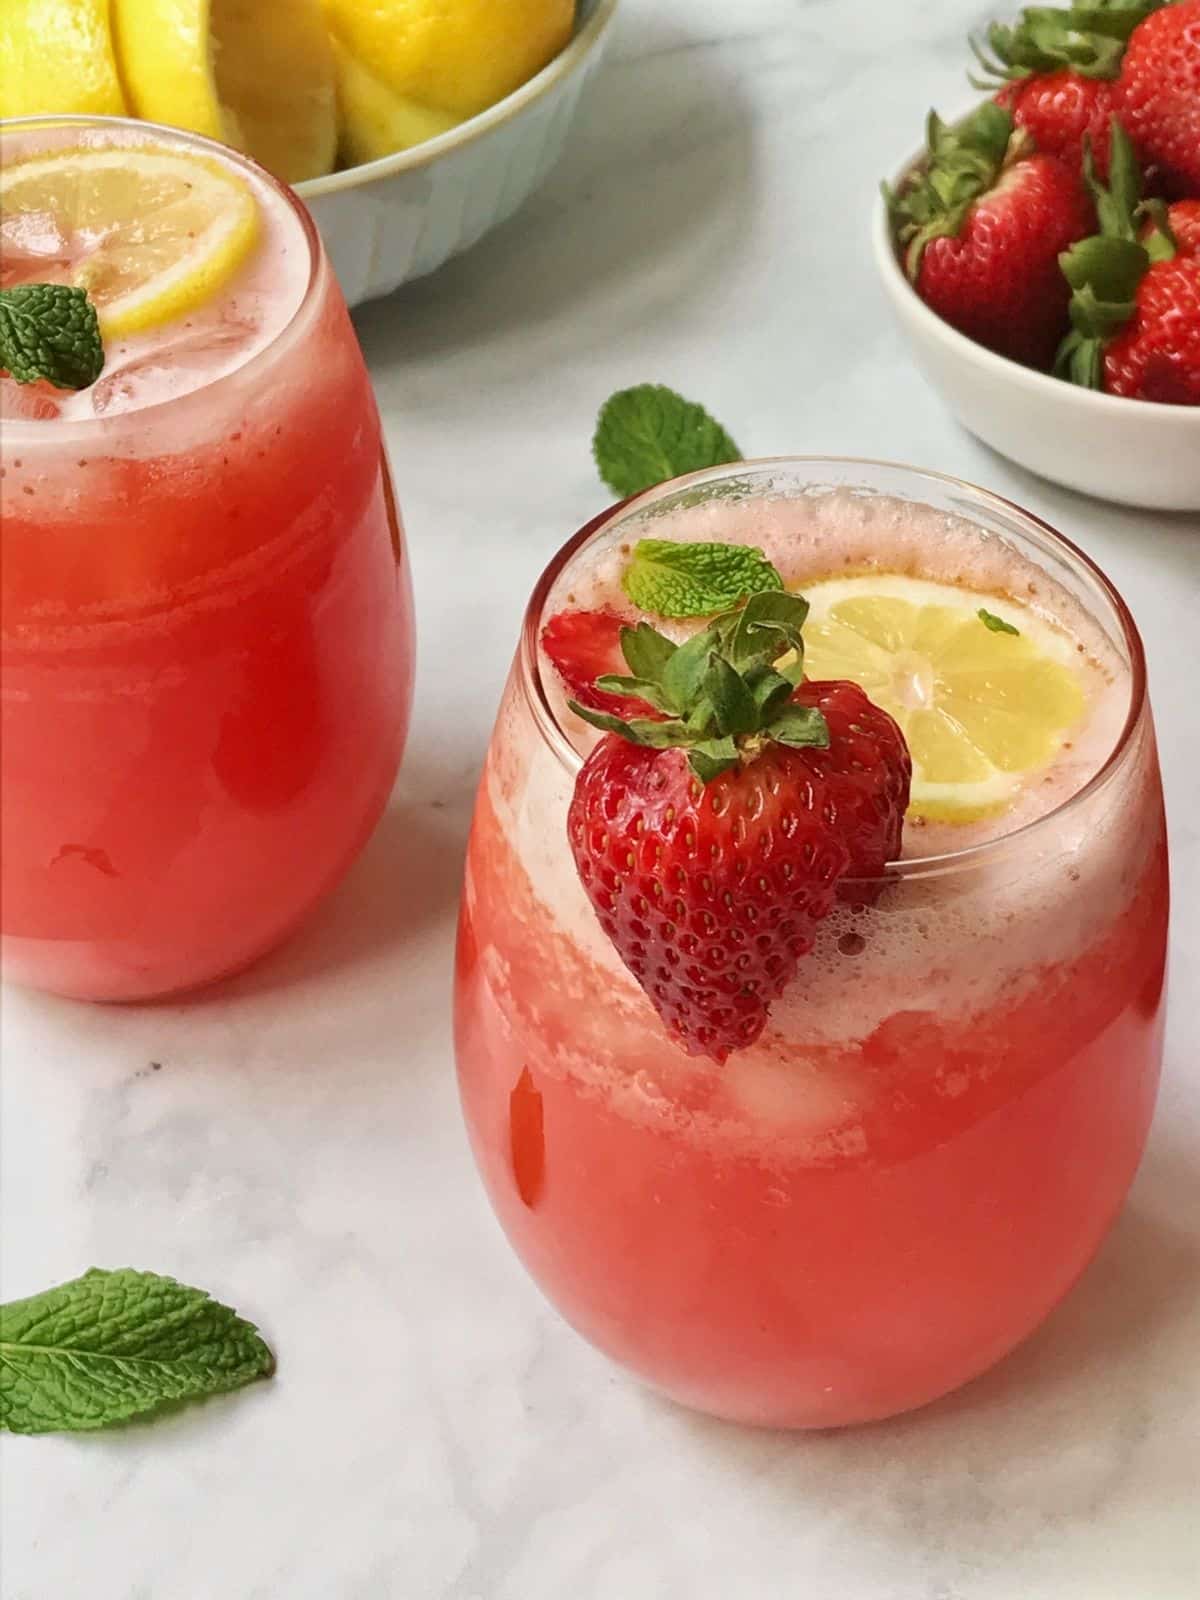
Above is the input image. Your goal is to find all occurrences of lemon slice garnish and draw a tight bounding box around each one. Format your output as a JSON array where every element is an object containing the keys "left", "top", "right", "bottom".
[
  {"left": 0, "top": 145, "right": 260, "bottom": 337},
  {"left": 111, "top": 0, "right": 337, "bottom": 184},
  {"left": 798, "top": 574, "right": 1088, "bottom": 823},
  {"left": 0, "top": 0, "right": 127, "bottom": 120}
]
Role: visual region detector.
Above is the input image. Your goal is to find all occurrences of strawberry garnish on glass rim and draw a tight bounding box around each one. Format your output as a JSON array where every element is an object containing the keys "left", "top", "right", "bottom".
[
  {"left": 563, "top": 586, "right": 911, "bottom": 1062},
  {"left": 1056, "top": 119, "right": 1200, "bottom": 401},
  {"left": 541, "top": 607, "right": 663, "bottom": 721}
]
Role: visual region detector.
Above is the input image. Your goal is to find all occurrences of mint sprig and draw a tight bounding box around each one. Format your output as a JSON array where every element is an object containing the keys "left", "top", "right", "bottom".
[
  {"left": 570, "top": 589, "right": 827, "bottom": 783},
  {"left": 0, "top": 283, "right": 104, "bottom": 391},
  {"left": 593, "top": 384, "right": 741, "bottom": 497},
  {"left": 0, "top": 1268, "right": 274, "bottom": 1434},
  {"left": 622, "top": 538, "right": 783, "bottom": 618},
  {"left": 978, "top": 607, "right": 1020, "bottom": 635}
]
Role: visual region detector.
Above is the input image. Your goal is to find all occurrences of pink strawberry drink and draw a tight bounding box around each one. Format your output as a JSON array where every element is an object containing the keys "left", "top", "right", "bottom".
[
  {"left": 455, "top": 460, "right": 1169, "bottom": 1429},
  {"left": 1, "top": 118, "right": 415, "bottom": 999}
]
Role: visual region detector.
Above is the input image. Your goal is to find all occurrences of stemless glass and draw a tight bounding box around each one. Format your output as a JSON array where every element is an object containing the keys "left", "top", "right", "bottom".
[
  {"left": 0, "top": 116, "right": 415, "bottom": 1001},
  {"left": 454, "top": 459, "right": 1169, "bottom": 1429}
]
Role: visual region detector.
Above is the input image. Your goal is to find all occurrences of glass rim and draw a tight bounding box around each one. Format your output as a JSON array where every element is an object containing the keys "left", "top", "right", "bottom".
[
  {"left": 0, "top": 113, "right": 323, "bottom": 437},
  {"left": 517, "top": 455, "right": 1150, "bottom": 883}
]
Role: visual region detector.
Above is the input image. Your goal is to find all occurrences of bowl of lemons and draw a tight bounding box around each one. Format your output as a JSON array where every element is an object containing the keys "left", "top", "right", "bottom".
[{"left": 0, "top": 0, "right": 619, "bottom": 306}]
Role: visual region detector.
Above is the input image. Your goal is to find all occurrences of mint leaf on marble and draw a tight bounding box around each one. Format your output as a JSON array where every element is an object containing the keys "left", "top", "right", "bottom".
[
  {"left": 622, "top": 539, "right": 783, "bottom": 618},
  {"left": 593, "top": 383, "right": 741, "bottom": 497},
  {"left": 0, "top": 1268, "right": 274, "bottom": 1434},
  {"left": 0, "top": 283, "right": 104, "bottom": 390}
]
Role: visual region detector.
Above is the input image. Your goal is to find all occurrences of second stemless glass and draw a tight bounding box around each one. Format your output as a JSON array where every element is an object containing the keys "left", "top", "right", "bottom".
[
  {"left": 455, "top": 459, "right": 1169, "bottom": 1430},
  {"left": 0, "top": 117, "right": 415, "bottom": 1001}
]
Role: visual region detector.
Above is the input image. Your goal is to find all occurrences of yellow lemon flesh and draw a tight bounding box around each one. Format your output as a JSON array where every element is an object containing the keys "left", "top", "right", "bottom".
[
  {"left": 0, "top": 144, "right": 260, "bottom": 337},
  {"left": 323, "top": 0, "right": 575, "bottom": 122},
  {"left": 330, "top": 37, "right": 462, "bottom": 166},
  {"left": 0, "top": 0, "right": 127, "bottom": 119},
  {"left": 798, "top": 574, "right": 1088, "bottom": 823},
  {"left": 111, "top": 0, "right": 337, "bottom": 184}
]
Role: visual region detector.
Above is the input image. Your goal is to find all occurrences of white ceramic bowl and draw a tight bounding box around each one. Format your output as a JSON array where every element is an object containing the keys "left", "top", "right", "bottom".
[
  {"left": 872, "top": 155, "right": 1200, "bottom": 513},
  {"left": 298, "top": 0, "right": 618, "bottom": 307}
]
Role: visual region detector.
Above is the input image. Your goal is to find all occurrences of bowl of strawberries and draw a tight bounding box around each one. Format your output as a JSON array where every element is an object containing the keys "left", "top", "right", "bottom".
[{"left": 874, "top": 0, "right": 1200, "bottom": 510}]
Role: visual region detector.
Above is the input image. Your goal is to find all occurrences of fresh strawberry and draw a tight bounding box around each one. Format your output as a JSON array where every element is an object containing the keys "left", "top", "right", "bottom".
[
  {"left": 541, "top": 608, "right": 660, "bottom": 720},
  {"left": 1057, "top": 121, "right": 1200, "bottom": 401},
  {"left": 972, "top": 2, "right": 1161, "bottom": 178},
  {"left": 791, "top": 680, "right": 912, "bottom": 876},
  {"left": 887, "top": 104, "right": 1094, "bottom": 368},
  {"left": 994, "top": 72, "right": 1120, "bottom": 177},
  {"left": 1160, "top": 198, "right": 1200, "bottom": 253},
  {"left": 1117, "top": 0, "right": 1200, "bottom": 196},
  {"left": 1103, "top": 257, "right": 1200, "bottom": 399},
  {"left": 565, "top": 592, "right": 910, "bottom": 1061}
]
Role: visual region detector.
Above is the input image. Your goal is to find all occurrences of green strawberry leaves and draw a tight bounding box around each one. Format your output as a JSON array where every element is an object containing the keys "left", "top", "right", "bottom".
[
  {"left": 886, "top": 105, "right": 1022, "bottom": 279},
  {"left": 763, "top": 702, "right": 830, "bottom": 750},
  {"left": 0, "top": 284, "right": 104, "bottom": 390},
  {"left": 0, "top": 1269, "right": 274, "bottom": 1434},
  {"left": 568, "top": 587, "right": 827, "bottom": 782},
  {"left": 593, "top": 384, "right": 741, "bottom": 498},
  {"left": 622, "top": 539, "right": 784, "bottom": 619},
  {"left": 1054, "top": 119, "right": 1175, "bottom": 387},
  {"left": 616, "top": 619, "right": 678, "bottom": 681},
  {"left": 970, "top": 1, "right": 1163, "bottom": 86}
]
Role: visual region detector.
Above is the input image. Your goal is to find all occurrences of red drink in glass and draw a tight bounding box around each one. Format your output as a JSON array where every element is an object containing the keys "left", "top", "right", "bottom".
[
  {"left": 1, "top": 118, "right": 415, "bottom": 1000},
  {"left": 455, "top": 461, "right": 1168, "bottom": 1428}
]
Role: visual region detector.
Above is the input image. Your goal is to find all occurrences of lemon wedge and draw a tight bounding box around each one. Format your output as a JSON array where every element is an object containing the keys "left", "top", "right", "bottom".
[
  {"left": 331, "top": 37, "right": 462, "bottom": 167},
  {"left": 0, "top": 145, "right": 260, "bottom": 337},
  {"left": 110, "top": 0, "right": 337, "bottom": 184},
  {"left": 322, "top": 0, "right": 575, "bottom": 122},
  {"left": 798, "top": 574, "right": 1088, "bottom": 823},
  {"left": 0, "top": 0, "right": 128, "bottom": 119}
]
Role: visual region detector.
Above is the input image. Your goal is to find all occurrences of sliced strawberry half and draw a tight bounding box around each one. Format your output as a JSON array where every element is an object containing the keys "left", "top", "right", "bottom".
[{"left": 541, "top": 608, "right": 662, "bottom": 720}]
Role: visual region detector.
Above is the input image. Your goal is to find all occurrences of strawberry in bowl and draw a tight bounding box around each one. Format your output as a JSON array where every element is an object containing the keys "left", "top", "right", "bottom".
[
  {"left": 886, "top": 102, "right": 1094, "bottom": 368},
  {"left": 876, "top": 3, "right": 1200, "bottom": 506},
  {"left": 971, "top": 0, "right": 1200, "bottom": 191},
  {"left": 1057, "top": 123, "right": 1200, "bottom": 401}
]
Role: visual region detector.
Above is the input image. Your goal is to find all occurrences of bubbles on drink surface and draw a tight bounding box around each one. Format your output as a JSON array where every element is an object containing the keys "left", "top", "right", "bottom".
[{"left": 89, "top": 315, "right": 260, "bottom": 415}]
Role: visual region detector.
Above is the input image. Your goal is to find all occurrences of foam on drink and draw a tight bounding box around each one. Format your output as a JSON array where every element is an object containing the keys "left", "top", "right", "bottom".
[{"left": 540, "top": 487, "right": 1130, "bottom": 857}]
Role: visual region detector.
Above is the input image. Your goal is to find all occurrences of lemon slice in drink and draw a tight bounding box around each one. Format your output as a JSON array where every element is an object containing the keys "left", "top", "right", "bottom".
[
  {"left": 798, "top": 575, "right": 1087, "bottom": 823},
  {"left": 0, "top": 145, "right": 259, "bottom": 338}
]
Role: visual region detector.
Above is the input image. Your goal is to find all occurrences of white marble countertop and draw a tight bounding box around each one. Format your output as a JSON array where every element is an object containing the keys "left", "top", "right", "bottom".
[{"left": 3, "top": 2, "right": 1199, "bottom": 1595}]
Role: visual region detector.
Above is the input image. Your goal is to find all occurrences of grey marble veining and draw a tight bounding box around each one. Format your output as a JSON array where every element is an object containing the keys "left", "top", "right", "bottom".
[{"left": 3, "top": 2, "right": 1198, "bottom": 1595}]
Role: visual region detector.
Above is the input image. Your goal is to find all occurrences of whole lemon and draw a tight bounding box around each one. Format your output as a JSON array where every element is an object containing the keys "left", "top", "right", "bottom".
[
  {"left": 0, "top": 0, "right": 127, "bottom": 120},
  {"left": 322, "top": 0, "right": 576, "bottom": 123}
]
